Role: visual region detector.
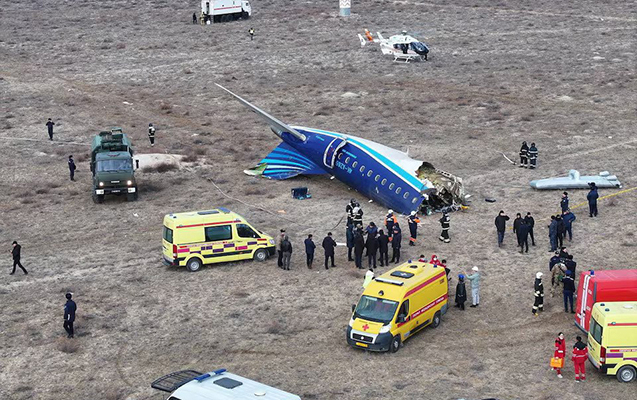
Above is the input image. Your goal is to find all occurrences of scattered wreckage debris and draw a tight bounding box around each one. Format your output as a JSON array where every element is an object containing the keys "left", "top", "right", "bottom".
[{"left": 530, "top": 170, "right": 622, "bottom": 189}]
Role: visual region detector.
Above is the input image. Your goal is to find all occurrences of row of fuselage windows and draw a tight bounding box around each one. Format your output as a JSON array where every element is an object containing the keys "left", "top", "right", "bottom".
[{"left": 338, "top": 152, "right": 419, "bottom": 204}]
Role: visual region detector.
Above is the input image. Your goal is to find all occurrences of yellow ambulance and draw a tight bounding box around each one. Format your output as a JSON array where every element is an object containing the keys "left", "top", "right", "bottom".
[
  {"left": 347, "top": 261, "right": 448, "bottom": 352},
  {"left": 162, "top": 208, "right": 276, "bottom": 272},
  {"left": 588, "top": 301, "right": 637, "bottom": 383}
]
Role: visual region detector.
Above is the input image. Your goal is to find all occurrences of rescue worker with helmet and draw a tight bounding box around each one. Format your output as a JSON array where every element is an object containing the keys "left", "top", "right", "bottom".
[
  {"left": 407, "top": 211, "right": 420, "bottom": 246},
  {"left": 533, "top": 272, "right": 544, "bottom": 315},
  {"left": 519, "top": 141, "right": 529, "bottom": 167},
  {"left": 439, "top": 212, "right": 450, "bottom": 243},
  {"left": 385, "top": 210, "right": 397, "bottom": 239},
  {"left": 528, "top": 142, "right": 538, "bottom": 169}
]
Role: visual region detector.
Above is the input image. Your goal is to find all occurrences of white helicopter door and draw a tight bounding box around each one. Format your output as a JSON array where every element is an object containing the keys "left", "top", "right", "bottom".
[{"left": 323, "top": 137, "right": 347, "bottom": 169}]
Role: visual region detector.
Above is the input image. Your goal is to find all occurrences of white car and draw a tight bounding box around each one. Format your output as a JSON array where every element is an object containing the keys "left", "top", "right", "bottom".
[{"left": 151, "top": 369, "right": 301, "bottom": 400}]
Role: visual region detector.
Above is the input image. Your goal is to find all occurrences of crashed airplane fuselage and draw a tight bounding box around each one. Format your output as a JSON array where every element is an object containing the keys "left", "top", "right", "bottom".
[{"left": 217, "top": 84, "right": 469, "bottom": 215}]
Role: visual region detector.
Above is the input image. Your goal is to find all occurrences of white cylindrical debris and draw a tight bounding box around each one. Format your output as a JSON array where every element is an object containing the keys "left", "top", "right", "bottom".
[{"left": 340, "top": 0, "right": 351, "bottom": 16}]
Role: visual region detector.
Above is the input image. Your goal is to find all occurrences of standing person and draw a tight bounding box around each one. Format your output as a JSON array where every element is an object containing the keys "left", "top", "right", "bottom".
[
  {"left": 352, "top": 206, "right": 363, "bottom": 228},
  {"left": 556, "top": 215, "right": 565, "bottom": 249},
  {"left": 280, "top": 235, "right": 292, "bottom": 271},
  {"left": 549, "top": 251, "right": 562, "bottom": 272},
  {"left": 346, "top": 199, "right": 357, "bottom": 226},
  {"left": 322, "top": 232, "right": 337, "bottom": 270},
  {"left": 248, "top": 27, "right": 255, "bottom": 41},
  {"left": 563, "top": 270, "right": 575, "bottom": 313},
  {"left": 365, "top": 227, "right": 378, "bottom": 269},
  {"left": 572, "top": 336, "right": 588, "bottom": 382},
  {"left": 439, "top": 212, "right": 450, "bottom": 243},
  {"left": 494, "top": 211, "right": 510, "bottom": 247},
  {"left": 519, "top": 141, "right": 529, "bottom": 168},
  {"left": 517, "top": 219, "right": 530, "bottom": 253},
  {"left": 390, "top": 225, "right": 402, "bottom": 264},
  {"left": 377, "top": 230, "right": 389, "bottom": 267},
  {"left": 364, "top": 221, "right": 378, "bottom": 238},
  {"left": 63, "top": 293, "right": 77, "bottom": 338},
  {"left": 304, "top": 234, "right": 315, "bottom": 269},
  {"left": 553, "top": 332, "right": 566, "bottom": 378},
  {"left": 524, "top": 212, "right": 536, "bottom": 246},
  {"left": 192, "top": 12, "right": 197, "bottom": 24},
  {"left": 148, "top": 123, "right": 156, "bottom": 147},
  {"left": 455, "top": 274, "right": 467, "bottom": 310},
  {"left": 466, "top": 266, "right": 480, "bottom": 307},
  {"left": 10, "top": 241, "right": 28, "bottom": 275},
  {"left": 68, "top": 155, "right": 76, "bottom": 181},
  {"left": 407, "top": 211, "right": 420, "bottom": 246},
  {"left": 385, "top": 210, "right": 397, "bottom": 239},
  {"left": 564, "top": 255, "right": 577, "bottom": 279},
  {"left": 532, "top": 272, "right": 544, "bottom": 316},
  {"left": 363, "top": 267, "right": 374, "bottom": 288},
  {"left": 353, "top": 229, "right": 364, "bottom": 269},
  {"left": 560, "top": 192, "right": 569, "bottom": 213},
  {"left": 528, "top": 142, "right": 538, "bottom": 169},
  {"left": 562, "top": 209, "right": 576, "bottom": 242},
  {"left": 276, "top": 229, "right": 285, "bottom": 268},
  {"left": 346, "top": 224, "right": 354, "bottom": 261},
  {"left": 548, "top": 216, "right": 558, "bottom": 252},
  {"left": 513, "top": 213, "right": 523, "bottom": 236},
  {"left": 46, "top": 118, "right": 55, "bottom": 140},
  {"left": 587, "top": 183, "right": 599, "bottom": 217},
  {"left": 441, "top": 259, "right": 451, "bottom": 279}
]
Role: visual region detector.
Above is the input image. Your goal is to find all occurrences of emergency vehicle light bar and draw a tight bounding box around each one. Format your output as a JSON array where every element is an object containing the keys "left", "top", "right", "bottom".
[{"left": 375, "top": 278, "right": 404, "bottom": 286}]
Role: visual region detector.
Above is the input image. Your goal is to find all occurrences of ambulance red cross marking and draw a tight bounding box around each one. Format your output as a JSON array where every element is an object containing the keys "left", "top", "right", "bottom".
[{"left": 362, "top": 324, "right": 370, "bottom": 331}]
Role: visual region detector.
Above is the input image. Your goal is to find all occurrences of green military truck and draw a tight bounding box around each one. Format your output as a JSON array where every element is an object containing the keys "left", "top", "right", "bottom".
[{"left": 90, "top": 128, "right": 138, "bottom": 203}]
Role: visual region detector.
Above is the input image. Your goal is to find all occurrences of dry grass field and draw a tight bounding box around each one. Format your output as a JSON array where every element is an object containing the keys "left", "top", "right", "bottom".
[{"left": 1, "top": 0, "right": 636, "bottom": 399}]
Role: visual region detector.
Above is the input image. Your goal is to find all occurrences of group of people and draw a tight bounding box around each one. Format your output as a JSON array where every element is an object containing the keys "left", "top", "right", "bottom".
[
  {"left": 519, "top": 141, "right": 539, "bottom": 169},
  {"left": 533, "top": 247, "right": 578, "bottom": 316},
  {"left": 276, "top": 229, "right": 338, "bottom": 271},
  {"left": 552, "top": 333, "right": 589, "bottom": 382},
  {"left": 453, "top": 266, "right": 481, "bottom": 310},
  {"left": 495, "top": 210, "right": 537, "bottom": 252}
]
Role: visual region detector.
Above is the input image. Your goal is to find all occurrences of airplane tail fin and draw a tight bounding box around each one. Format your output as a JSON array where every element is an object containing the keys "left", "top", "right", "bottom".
[
  {"left": 358, "top": 34, "right": 366, "bottom": 47},
  {"left": 245, "top": 142, "right": 327, "bottom": 180}
]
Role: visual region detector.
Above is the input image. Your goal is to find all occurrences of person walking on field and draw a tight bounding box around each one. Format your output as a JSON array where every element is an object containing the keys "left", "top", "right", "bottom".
[
  {"left": 524, "top": 212, "right": 536, "bottom": 246},
  {"left": 280, "top": 235, "right": 292, "bottom": 271},
  {"left": 304, "top": 234, "right": 315, "bottom": 269},
  {"left": 46, "top": 118, "right": 55, "bottom": 140},
  {"left": 553, "top": 332, "right": 566, "bottom": 378},
  {"left": 193, "top": 12, "right": 197, "bottom": 24},
  {"left": 63, "top": 293, "right": 77, "bottom": 338},
  {"left": 407, "top": 211, "right": 420, "bottom": 246},
  {"left": 439, "top": 212, "right": 450, "bottom": 243},
  {"left": 10, "top": 241, "right": 28, "bottom": 275},
  {"left": 495, "top": 211, "right": 510, "bottom": 247},
  {"left": 68, "top": 155, "right": 76, "bottom": 181},
  {"left": 533, "top": 272, "right": 544, "bottom": 316},
  {"left": 572, "top": 336, "right": 588, "bottom": 382},
  {"left": 513, "top": 213, "right": 522, "bottom": 236},
  {"left": 587, "top": 183, "right": 599, "bottom": 217},
  {"left": 560, "top": 192, "right": 569, "bottom": 213},
  {"left": 276, "top": 229, "right": 285, "bottom": 268},
  {"left": 322, "top": 232, "right": 337, "bottom": 270},
  {"left": 466, "top": 266, "right": 480, "bottom": 307},
  {"left": 377, "top": 230, "right": 389, "bottom": 267},
  {"left": 455, "top": 274, "right": 467, "bottom": 310}
]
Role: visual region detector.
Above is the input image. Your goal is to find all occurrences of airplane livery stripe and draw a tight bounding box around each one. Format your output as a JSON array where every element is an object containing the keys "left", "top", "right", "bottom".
[
  {"left": 261, "top": 158, "right": 312, "bottom": 170},
  {"left": 270, "top": 146, "right": 317, "bottom": 165},
  {"left": 297, "top": 127, "right": 425, "bottom": 191},
  {"left": 266, "top": 152, "right": 314, "bottom": 168}
]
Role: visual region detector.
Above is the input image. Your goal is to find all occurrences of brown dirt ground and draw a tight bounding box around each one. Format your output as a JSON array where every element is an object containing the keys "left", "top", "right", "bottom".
[{"left": 1, "top": 0, "right": 636, "bottom": 399}]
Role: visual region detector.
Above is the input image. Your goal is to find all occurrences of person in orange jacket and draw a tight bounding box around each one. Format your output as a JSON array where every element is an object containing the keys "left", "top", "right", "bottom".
[
  {"left": 553, "top": 332, "right": 566, "bottom": 378},
  {"left": 572, "top": 335, "right": 588, "bottom": 382},
  {"left": 407, "top": 211, "right": 420, "bottom": 246}
]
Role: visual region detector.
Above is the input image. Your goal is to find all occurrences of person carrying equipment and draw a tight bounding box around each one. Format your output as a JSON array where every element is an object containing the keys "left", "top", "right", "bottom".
[
  {"left": 553, "top": 332, "right": 566, "bottom": 378},
  {"left": 407, "top": 211, "right": 420, "bottom": 246}
]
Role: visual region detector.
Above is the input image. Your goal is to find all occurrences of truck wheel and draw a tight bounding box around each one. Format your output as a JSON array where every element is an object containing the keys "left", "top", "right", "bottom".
[
  {"left": 93, "top": 194, "right": 104, "bottom": 204},
  {"left": 431, "top": 311, "right": 441, "bottom": 328},
  {"left": 186, "top": 257, "right": 203, "bottom": 272},
  {"left": 390, "top": 335, "right": 401, "bottom": 353},
  {"left": 126, "top": 192, "right": 138, "bottom": 201},
  {"left": 221, "top": 15, "right": 229, "bottom": 22},
  {"left": 617, "top": 365, "right": 636, "bottom": 383},
  {"left": 242, "top": 11, "right": 250, "bottom": 19},
  {"left": 253, "top": 248, "right": 267, "bottom": 262}
]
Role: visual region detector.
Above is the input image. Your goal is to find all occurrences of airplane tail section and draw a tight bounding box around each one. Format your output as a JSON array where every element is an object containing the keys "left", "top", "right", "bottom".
[{"left": 244, "top": 142, "right": 327, "bottom": 180}]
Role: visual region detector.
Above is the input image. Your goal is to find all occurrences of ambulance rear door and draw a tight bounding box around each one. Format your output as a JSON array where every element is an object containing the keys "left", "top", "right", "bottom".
[{"left": 576, "top": 272, "right": 594, "bottom": 332}]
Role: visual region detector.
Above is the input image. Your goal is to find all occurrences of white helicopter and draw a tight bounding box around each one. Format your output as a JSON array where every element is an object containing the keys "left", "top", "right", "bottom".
[{"left": 358, "top": 29, "right": 429, "bottom": 63}]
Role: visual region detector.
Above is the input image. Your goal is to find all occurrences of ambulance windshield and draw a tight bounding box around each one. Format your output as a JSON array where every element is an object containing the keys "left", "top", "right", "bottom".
[{"left": 354, "top": 296, "right": 398, "bottom": 324}]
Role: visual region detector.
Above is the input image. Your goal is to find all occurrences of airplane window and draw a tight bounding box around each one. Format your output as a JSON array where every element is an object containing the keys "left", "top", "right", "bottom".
[
  {"left": 352, "top": 161, "right": 358, "bottom": 168},
  {"left": 396, "top": 187, "right": 402, "bottom": 194},
  {"left": 403, "top": 192, "right": 409, "bottom": 199},
  {"left": 389, "top": 183, "right": 395, "bottom": 190},
  {"left": 381, "top": 178, "right": 387, "bottom": 185},
  {"left": 345, "top": 157, "right": 350, "bottom": 164},
  {"left": 367, "top": 170, "right": 373, "bottom": 177},
  {"left": 375, "top": 175, "right": 380, "bottom": 182},
  {"left": 338, "top": 153, "right": 343, "bottom": 160},
  {"left": 412, "top": 197, "right": 419, "bottom": 204},
  {"left": 360, "top": 166, "right": 365, "bottom": 173}
]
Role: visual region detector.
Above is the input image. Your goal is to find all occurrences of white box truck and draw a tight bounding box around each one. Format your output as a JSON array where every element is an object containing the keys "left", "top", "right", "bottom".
[{"left": 201, "top": 0, "right": 251, "bottom": 23}]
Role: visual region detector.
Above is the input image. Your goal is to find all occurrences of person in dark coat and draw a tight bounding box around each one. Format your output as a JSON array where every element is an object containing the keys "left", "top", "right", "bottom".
[
  {"left": 533, "top": 272, "right": 544, "bottom": 315},
  {"left": 192, "top": 12, "right": 197, "bottom": 24},
  {"left": 365, "top": 228, "right": 378, "bottom": 269},
  {"left": 556, "top": 215, "right": 565, "bottom": 248},
  {"left": 377, "top": 230, "right": 389, "bottom": 267},
  {"left": 517, "top": 219, "right": 530, "bottom": 253},
  {"left": 494, "top": 211, "right": 510, "bottom": 247},
  {"left": 46, "top": 118, "right": 55, "bottom": 140},
  {"left": 560, "top": 192, "right": 569, "bottom": 213},
  {"left": 513, "top": 213, "right": 523, "bottom": 236},
  {"left": 562, "top": 270, "right": 575, "bottom": 313},
  {"left": 385, "top": 210, "right": 396, "bottom": 239},
  {"left": 549, "top": 251, "right": 562, "bottom": 271},
  {"left": 390, "top": 225, "right": 402, "bottom": 264},
  {"left": 304, "top": 234, "right": 315, "bottom": 269},
  {"left": 68, "top": 155, "right": 77, "bottom": 181},
  {"left": 559, "top": 246, "right": 570, "bottom": 259},
  {"left": 455, "top": 274, "right": 467, "bottom": 310},
  {"left": 63, "top": 292, "right": 77, "bottom": 338},
  {"left": 276, "top": 229, "right": 285, "bottom": 268},
  {"left": 528, "top": 142, "right": 538, "bottom": 169},
  {"left": 345, "top": 224, "right": 354, "bottom": 261},
  {"left": 353, "top": 230, "right": 365, "bottom": 269},
  {"left": 587, "top": 183, "right": 599, "bottom": 217},
  {"left": 519, "top": 141, "right": 529, "bottom": 168},
  {"left": 322, "top": 232, "right": 337, "bottom": 270},
  {"left": 562, "top": 209, "right": 576, "bottom": 242},
  {"left": 548, "top": 216, "right": 558, "bottom": 252},
  {"left": 564, "top": 255, "right": 577, "bottom": 279},
  {"left": 280, "top": 235, "right": 292, "bottom": 271},
  {"left": 10, "top": 241, "right": 28, "bottom": 275},
  {"left": 524, "top": 212, "right": 536, "bottom": 246}
]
